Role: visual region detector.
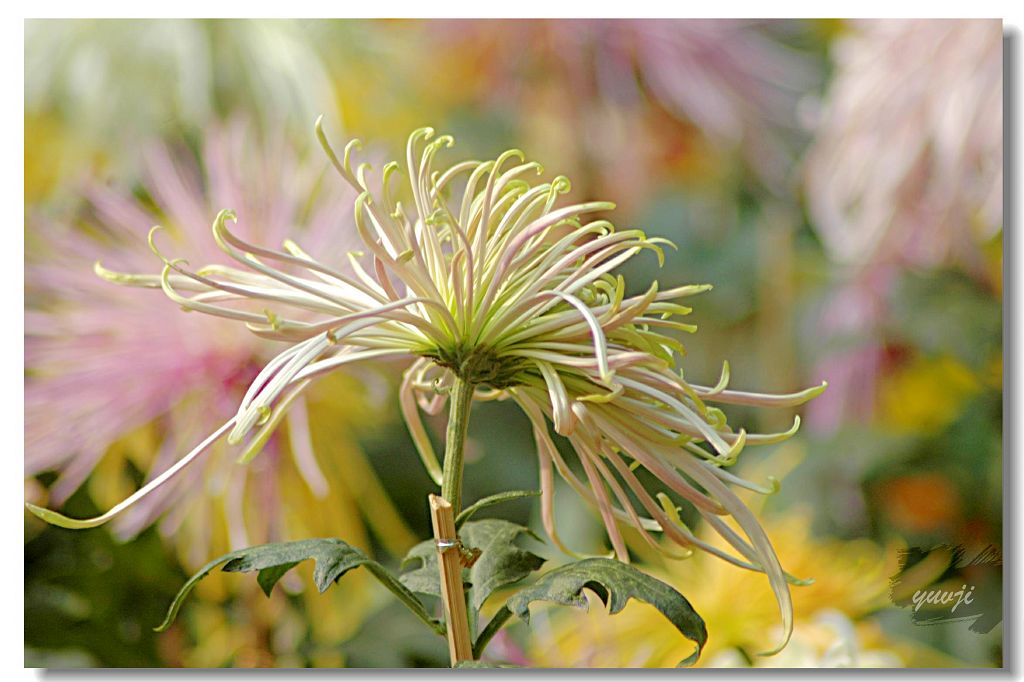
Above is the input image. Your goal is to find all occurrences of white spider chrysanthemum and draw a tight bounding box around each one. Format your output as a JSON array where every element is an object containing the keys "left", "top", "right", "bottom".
[{"left": 28, "top": 122, "right": 825, "bottom": 653}]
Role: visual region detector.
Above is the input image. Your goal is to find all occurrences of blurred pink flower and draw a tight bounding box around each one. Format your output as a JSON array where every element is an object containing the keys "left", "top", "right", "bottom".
[
  {"left": 805, "top": 19, "right": 1002, "bottom": 274},
  {"left": 803, "top": 19, "right": 1002, "bottom": 434},
  {"left": 436, "top": 19, "right": 817, "bottom": 198},
  {"left": 25, "top": 119, "right": 362, "bottom": 546},
  {"left": 804, "top": 270, "right": 892, "bottom": 434}
]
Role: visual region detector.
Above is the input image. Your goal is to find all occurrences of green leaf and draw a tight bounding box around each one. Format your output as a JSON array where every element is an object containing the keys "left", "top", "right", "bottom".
[
  {"left": 398, "top": 539, "right": 444, "bottom": 599},
  {"left": 221, "top": 538, "right": 367, "bottom": 594},
  {"left": 401, "top": 519, "right": 545, "bottom": 610},
  {"left": 455, "top": 490, "right": 540, "bottom": 530},
  {"left": 255, "top": 562, "right": 299, "bottom": 597},
  {"left": 506, "top": 558, "right": 708, "bottom": 667},
  {"left": 156, "top": 538, "right": 442, "bottom": 636},
  {"left": 155, "top": 539, "right": 364, "bottom": 631},
  {"left": 462, "top": 520, "right": 546, "bottom": 610}
]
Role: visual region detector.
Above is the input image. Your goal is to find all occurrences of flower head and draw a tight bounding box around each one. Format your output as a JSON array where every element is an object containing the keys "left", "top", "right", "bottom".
[
  {"left": 25, "top": 119, "right": 414, "bottom": 560},
  {"left": 28, "top": 122, "right": 825, "bottom": 652},
  {"left": 804, "top": 19, "right": 1002, "bottom": 274}
]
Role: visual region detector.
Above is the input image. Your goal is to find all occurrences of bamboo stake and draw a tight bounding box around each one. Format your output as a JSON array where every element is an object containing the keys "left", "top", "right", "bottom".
[{"left": 429, "top": 494, "right": 473, "bottom": 665}]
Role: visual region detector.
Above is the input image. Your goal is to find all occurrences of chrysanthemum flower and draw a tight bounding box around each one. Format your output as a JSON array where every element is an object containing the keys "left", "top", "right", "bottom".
[
  {"left": 802, "top": 19, "right": 1001, "bottom": 434},
  {"left": 25, "top": 119, "right": 413, "bottom": 561},
  {"left": 28, "top": 123, "right": 825, "bottom": 651},
  {"left": 804, "top": 19, "right": 1002, "bottom": 274}
]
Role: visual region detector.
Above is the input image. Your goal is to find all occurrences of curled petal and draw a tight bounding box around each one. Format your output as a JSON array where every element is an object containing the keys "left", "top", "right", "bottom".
[
  {"left": 695, "top": 381, "right": 829, "bottom": 407},
  {"left": 26, "top": 419, "right": 235, "bottom": 529},
  {"left": 399, "top": 360, "right": 444, "bottom": 485}
]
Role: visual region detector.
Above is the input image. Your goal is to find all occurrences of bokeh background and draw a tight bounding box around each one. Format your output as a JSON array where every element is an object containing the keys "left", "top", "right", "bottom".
[{"left": 24, "top": 18, "right": 1003, "bottom": 668}]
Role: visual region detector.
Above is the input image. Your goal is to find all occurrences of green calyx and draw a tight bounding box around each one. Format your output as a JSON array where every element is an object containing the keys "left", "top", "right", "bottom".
[{"left": 427, "top": 345, "right": 528, "bottom": 389}]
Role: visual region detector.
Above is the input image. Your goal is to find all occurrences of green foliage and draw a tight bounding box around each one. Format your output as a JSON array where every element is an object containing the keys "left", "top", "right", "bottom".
[
  {"left": 887, "top": 270, "right": 1001, "bottom": 370},
  {"left": 25, "top": 516, "right": 184, "bottom": 667},
  {"left": 401, "top": 519, "right": 545, "bottom": 610},
  {"left": 455, "top": 490, "right": 540, "bottom": 530},
  {"left": 339, "top": 601, "right": 449, "bottom": 668},
  {"left": 398, "top": 519, "right": 707, "bottom": 666},
  {"left": 220, "top": 538, "right": 364, "bottom": 595},
  {"left": 506, "top": 558, "right": 708, "bottom": 667},
  {"left": 156, "top": 538, "right": 442, "bottom": 635}
]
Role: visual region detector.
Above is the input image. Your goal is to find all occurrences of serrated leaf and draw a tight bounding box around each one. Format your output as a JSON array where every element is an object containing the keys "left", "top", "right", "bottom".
[
  {"left": 463, "top": 520, "right": 546, "bottom": 609},
  {"left": 220, "top": 538, "right": 368, "bottom": 593},
  {"left": 157, "top": 538, "right": 442, "bottom": 635},
  {"left": 401, "top": 519, "right": 545, "bottom": 610},
  {"left": 506, "top": 558, "right": 707, "bottom": 667},
  {"left": 398, "top": 538, "right": 443, "bottom": 599},
  {"left": 255, "top": 562, "right": 299, "bottom": 597}
]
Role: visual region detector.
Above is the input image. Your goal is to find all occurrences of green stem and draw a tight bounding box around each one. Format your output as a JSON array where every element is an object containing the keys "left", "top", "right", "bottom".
[
  {"left": 455, "top": 489, "right": 541, "bottom": 531},
  {"left": 472, "top": 605, "right": 514, "bottom": 659},
  {"left": 437, "top": 375, "right": 476, "bottom": 664},
  {"left": 441, "top": 376, "right": 475, "bottom": 516},
  {"left": 364, "top": 562, "right": 446, "bottom": 637}
]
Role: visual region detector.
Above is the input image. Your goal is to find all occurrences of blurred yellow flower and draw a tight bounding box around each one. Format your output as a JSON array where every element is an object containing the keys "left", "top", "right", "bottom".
[
  {"left": 703, "top": 611, "right": 902, "bottom": 668},
  {"left": 24, "top": 112, "right": 100, "bottom": 204},
  {"left": 877, "top": 355, "right": 981, "bottom": 434},
  {"left": 524, "top": 508, "right": 903, "bottom": 667}
]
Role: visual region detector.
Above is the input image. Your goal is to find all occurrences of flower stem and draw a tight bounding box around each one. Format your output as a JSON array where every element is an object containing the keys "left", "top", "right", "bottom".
[
  {"left": 441, "top": 376, "right": 475, "bottom": 516},
  {"left": 433, "top": 376, "right": 477, "bottom": 666},
  {"left": 472, "top": 605, "right": 513, "bottom": 659}
]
